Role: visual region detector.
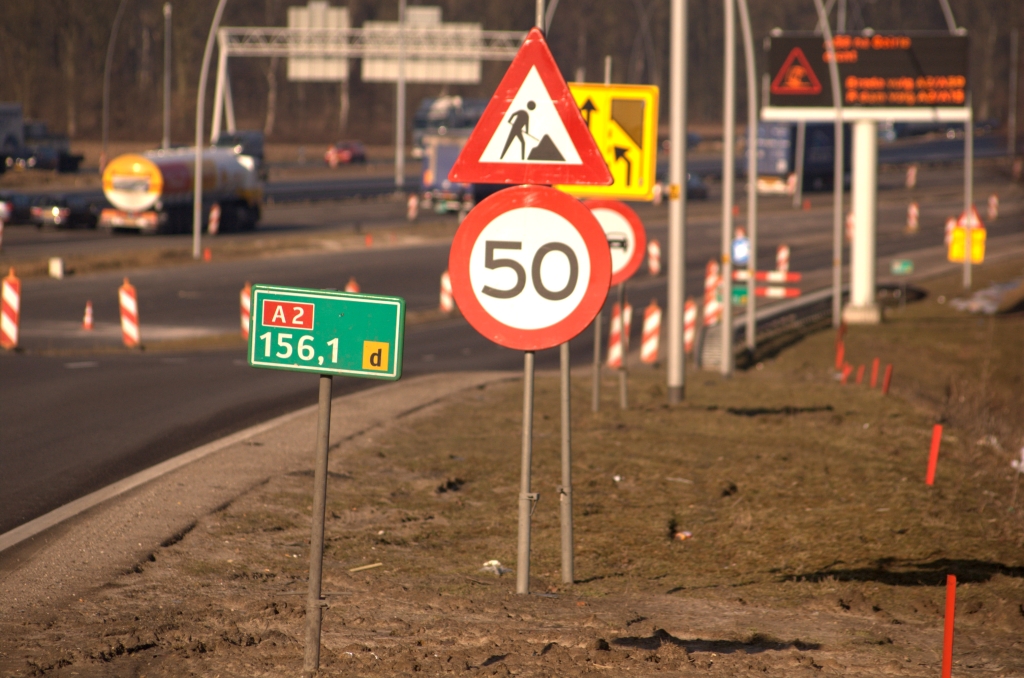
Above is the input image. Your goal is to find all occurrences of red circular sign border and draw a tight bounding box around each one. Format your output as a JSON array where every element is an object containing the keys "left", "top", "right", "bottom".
[
  {"left": 449, "top": 185, "right": 612, "bottom": 351},
  {"left": 583, "top": 199, "right": 648, "bottom": 286}
]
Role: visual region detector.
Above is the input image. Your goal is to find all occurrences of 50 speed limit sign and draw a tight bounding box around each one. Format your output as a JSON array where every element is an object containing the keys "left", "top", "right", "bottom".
[{"left": 449, "top": 185, "right": 611, "bottom": 351}]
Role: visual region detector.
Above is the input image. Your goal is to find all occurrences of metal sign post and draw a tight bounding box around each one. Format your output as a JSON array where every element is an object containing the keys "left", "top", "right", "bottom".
[
  {"left": 591, "top": 58, "right": 612, "bottom": 413},
  {"left": 448, "top": 187, "right": 611, "bottom": 595},
  {"left": 518, "top": 351, "right": 536, "bottom": 594},
  {"left": 584, "top": 200, "right": 647, "bottom": 410},
  {"left": 303, "top": 374, "right": 332, "bottom": 676},
  {"left": 247, "top": 284, "right": 406, "bottom": 675},
  {"left": 559, "top": 342, "right": 573, "bottom": 584},
  {"left": 963, "top": 94, "right": 973, "bottom": 289},
  {"left": 617, "top": 282, "right": 628, "bottom": 408}
]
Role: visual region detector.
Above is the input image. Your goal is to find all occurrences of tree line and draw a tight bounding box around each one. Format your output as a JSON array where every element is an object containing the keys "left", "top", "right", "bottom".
[{"left": 0, "top": 0, "right": 1019, "bottom": 146}]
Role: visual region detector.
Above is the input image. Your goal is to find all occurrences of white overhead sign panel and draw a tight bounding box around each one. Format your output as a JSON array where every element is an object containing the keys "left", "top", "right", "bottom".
[
  {"left": 361, "top": 7, "right": 482, "bottom": 84},
  {"left": 287, "top": 1, "right": 350, "bottom": 82}
]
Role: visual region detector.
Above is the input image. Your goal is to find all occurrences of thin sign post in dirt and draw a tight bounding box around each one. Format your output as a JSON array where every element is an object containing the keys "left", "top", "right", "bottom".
[
  {"left": 247, "top": 284, "right": 405, "bottom": 676},
  {"left": 585, "top": 200, "right": 647, "bottom": 411},
  {"left": 449, "top": 185, "right": 611, "bottom": 593}
]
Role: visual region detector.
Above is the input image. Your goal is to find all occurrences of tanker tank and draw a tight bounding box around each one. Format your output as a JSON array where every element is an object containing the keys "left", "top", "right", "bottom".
[{"left": 99, "top": 146, "right": 262, "bottom": 234}]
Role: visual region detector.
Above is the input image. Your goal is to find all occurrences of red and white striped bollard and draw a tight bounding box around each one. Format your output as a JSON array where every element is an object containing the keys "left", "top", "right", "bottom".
[
  {"left": 640, "top": 299, "right": 661, "bottom": 365},
  {"left": 407, "top": 194, "right": 419, "bottom": 222},
  {"left": 439, "top": 270, "right": 454, "bottom": 313},
  {"left": 702, "top": 260, "right": 721, "bottom": 326},
  {"left": 606, "top": 302, "right": 632, "bottom": 369},
  {"left": 775, "top": 244, "right": 790, "bottom": 273},
  {"left": 1, "top": 268, "right": 20, "bottom": 350},
  {"left": 647, "top": 239, "right": 661, "bottom": 276},
  {"left": 119, "top": 277, "right": 140, "bottom": 348},
  {"left": 987, "top": 194, "right": 998, "bottom": 221},
  {"left": 906, "top": 201, "right": 919, "bottom": 233},
  {"left": 240, "top": 282, "right": 251, "bottom": 339},
  {"left": 208, "top": 203, "right": 221, "bottom": 235},
  {"left": 683, "top": 298, "right": 697, "bottom": 354}
]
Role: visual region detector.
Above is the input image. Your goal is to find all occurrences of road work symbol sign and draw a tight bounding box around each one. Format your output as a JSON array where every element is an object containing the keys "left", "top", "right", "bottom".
[
  {"left": 770, "top": 47, "right": 822, "bottom": 96},
  {"left": 558, "top": 84, "right": 659, "bottom": 201},
  {"left": 448, "top": 27, "right": 611, "bottom": 187},
  {"left": 248, "top": 285, "right": 405, "bottom": 380},
  {"left": 448, "top": 185, "right": 611, "bottom": 351}
]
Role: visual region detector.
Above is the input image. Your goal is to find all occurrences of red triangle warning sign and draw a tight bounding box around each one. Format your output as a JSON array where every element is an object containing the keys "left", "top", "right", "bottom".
[
  {"left": 449, "top": 28, "right": 612, "bottom": 186},
  {"left": 770, "top": 47, "right": 822, "bottom": 96}
]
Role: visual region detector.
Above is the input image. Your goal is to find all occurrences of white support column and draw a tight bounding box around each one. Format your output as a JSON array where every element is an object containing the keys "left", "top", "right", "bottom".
[
  {"left": 843, "top": 119, "right": 880, "bottom": 324},
  {"left": 224, "top": 65, "right": 236, "bottom": 134},
  {"left": 211, "top": 40, "right": 227, "bottom": 143}
]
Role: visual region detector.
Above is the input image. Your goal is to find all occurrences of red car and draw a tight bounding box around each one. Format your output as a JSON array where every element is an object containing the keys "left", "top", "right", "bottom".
[{"left": 324, "top": 141, "right": 367, "bottom": 167}]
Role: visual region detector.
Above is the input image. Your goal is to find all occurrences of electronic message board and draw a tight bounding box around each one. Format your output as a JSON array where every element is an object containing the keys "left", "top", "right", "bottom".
[{"left": 763, "top": 32, "right": 969, "bottom": 120}]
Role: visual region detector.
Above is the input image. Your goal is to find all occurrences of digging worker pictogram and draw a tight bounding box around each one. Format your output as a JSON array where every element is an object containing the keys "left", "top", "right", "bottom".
[{"left": 501, "top": 101, "right": 536, "bottom": 160}]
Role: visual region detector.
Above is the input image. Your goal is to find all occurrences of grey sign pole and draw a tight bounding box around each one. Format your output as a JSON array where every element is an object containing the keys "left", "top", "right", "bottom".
[
  {"left": 303, "top": 375, "right": 333, "bottom": 676},
  {"left": 394, "top": 0, "right": 407, "bottom": 190},
  {"left": 591, "top": 312, "right": 602, "bottom": 412},
  {"left": 193, "top": 0, "right": 229, "bottom": 261},
  {"left": 1010, "top": 29, "right": 1019, "bottom": 157},
  {"left": 719, "top": 0, "right": 735, "bottom": 377},
  {"left": 812, "top": 0, "right": 844, "bottom": 328},
  {"left": 617, "top": 283, "right": 629, "bottom": 407},
  {"left": 162, "top": 3, "right": 172, "bottom": 150},
  {"left": 737, "top": 0, "right": 757, "bottom": 353},
  {"left": 517, "top": 351, "right": 536, "bottom": 595},
  {"left": 666, "top": 0, "right": 688, "bottom": 404},
  {"left": 559, "top": 342, "right": 573, "bottom": 584},
  {"left": 792, "top": 121, "right": 806, "bottom": 208},
  {"left": 963, "top": 94, "right": 973, "bottom": 289},
  {"left": 592, "top": 56, "right": 613, "bottom": 413}
]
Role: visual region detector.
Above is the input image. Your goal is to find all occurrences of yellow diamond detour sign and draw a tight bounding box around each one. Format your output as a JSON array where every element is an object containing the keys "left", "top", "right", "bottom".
[{"left": 557, "top": 83, "right": 659, "bottom": 201}]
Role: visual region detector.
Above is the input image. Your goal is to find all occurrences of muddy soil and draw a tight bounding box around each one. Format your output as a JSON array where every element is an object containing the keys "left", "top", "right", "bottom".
[{"left": 1, "top": 259, "right": 1022, "bottom": 677}]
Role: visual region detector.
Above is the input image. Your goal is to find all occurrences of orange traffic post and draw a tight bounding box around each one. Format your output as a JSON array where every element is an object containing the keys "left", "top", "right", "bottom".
[
  {"left": 869, "top": 357, "right": 880, "bottom": 388},
  {"left": 926, "top": 424, "right": 943, "bottom": 485},
  {"left": 942, "top": 574, "right": 956, "bottom": 678},
  {"left": 855, "top": 364, "right": 865, "bottom": 385},
  {"left": 882, "top": 364, "right": 893, "bottom": 395}
]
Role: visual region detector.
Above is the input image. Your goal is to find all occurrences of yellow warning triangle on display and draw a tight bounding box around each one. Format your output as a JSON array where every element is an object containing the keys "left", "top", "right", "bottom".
[{"left": 448, "top": 28, "right": 612, "bottom": 186}]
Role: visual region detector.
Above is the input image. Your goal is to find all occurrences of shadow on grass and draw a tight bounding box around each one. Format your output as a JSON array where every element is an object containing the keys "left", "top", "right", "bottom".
[
  {"left": 612, "top": 628, "right": 819, "bottom": 654},
  {"left": 726, "top": 405, "right": 833, "bottom": 416},
  {"left": 782, "top": 558, "right": 1024, "bottom": 586}
]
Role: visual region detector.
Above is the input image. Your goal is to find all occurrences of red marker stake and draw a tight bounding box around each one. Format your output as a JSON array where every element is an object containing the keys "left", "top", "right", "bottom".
[
  {"left": 926, "top": 424, "right": 943, "bottom": 485},
  {"left": 870, "top": 357, "right": 880, "bottom": 388},
  {"left": 835, "top": 341, "right": 845, "bottom": 371},
  {"left": 841, "top": 364, "right": 853, "bottom": 385},
  {"left": 855, "top": 364, "right": 865, "bottom": 384},
  {"left": 942, "top": 574, "right": 956, "bottom": 678},
  {"left": 882, "top": 364, "right": 893, "bottom": 395}
]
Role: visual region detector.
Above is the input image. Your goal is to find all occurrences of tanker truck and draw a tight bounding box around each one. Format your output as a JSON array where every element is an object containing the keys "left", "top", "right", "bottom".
[{"left": 99, "top": 146, "right": 262, "bottom": 234}]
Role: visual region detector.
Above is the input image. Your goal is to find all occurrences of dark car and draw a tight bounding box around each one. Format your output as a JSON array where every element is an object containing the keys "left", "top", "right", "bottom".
[
  {"left": 324, "top": 141, "right": 367, "bottom": 167},
  {"left": 29, "top": 194, "right": 100, "bottom": 229}
]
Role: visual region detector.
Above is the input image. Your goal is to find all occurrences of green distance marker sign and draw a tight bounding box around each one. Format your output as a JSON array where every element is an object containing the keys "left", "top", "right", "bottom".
[{"left": 247, "top": 284, "right": 405, "bottom": 380}]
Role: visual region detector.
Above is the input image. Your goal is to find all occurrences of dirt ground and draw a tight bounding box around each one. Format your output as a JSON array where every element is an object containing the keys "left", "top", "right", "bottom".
[{"left": 1, "top": 258, "right": 1022, "bottom": 677}]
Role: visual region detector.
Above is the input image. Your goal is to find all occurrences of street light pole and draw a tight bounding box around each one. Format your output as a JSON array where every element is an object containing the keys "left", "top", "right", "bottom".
[
  {"left": 812, "top": 0, "right": 844, "bottom": 328},
  {"left": 163, "top": 3, "right": 172, "bottom": 150},
  {"left": 719, "top": 0, "right": 735, "bottom": 377},
  {"left": 101, "top": 0, "right": 130, "bottom": 170},
  {"left": 193, "top": 0, "right": 230, "bottom": 260},
  {"left": 394, "top": 0, "right": 407, "bottom": 190},
  {"left": 666, "top": 0, "right": 688, "bottom": 403},
  {"left": 736, "top": 0, "right": 758, "bottom": 353}
]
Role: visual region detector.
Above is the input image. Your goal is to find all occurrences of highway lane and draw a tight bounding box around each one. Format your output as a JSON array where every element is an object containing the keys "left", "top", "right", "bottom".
[{"left": 2, "top": 167, "right": 1021, "bottom": 535}]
